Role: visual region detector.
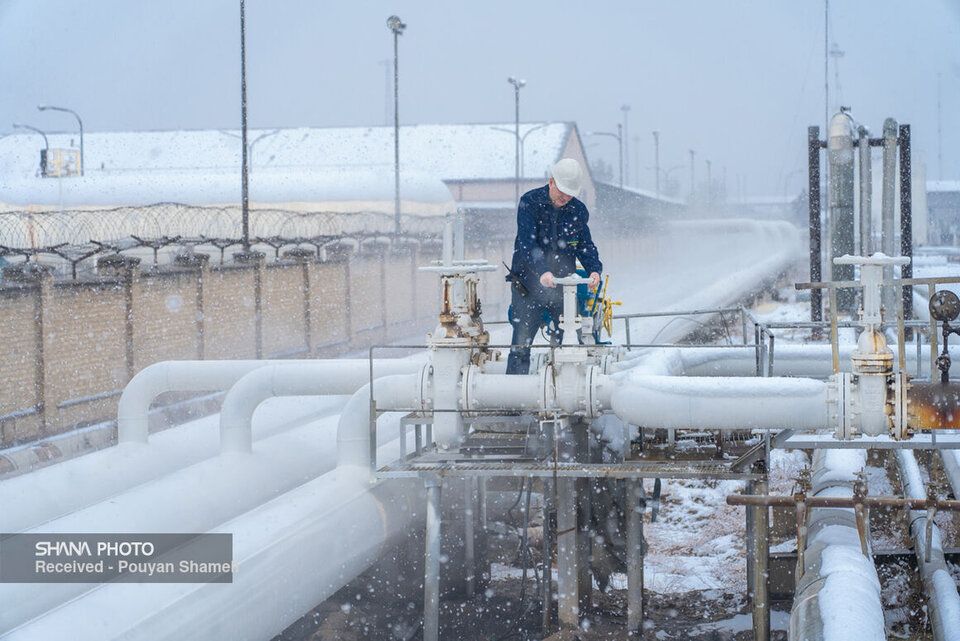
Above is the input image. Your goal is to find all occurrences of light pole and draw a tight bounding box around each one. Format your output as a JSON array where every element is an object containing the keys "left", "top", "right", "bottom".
[
  {"left": 388, "top": 15, "right": 406, "bottom": 234},
  {"left": 220, "top": 128, "right": 281, "bottom": 172},
  {"left": 13, "top": 123, "right": 49, "bottom": 176},
  {"left": 586, "top": 127, "right": 623, "bottom": 189},
  {"left": 649, "top": 164, "right": 684, "bottom": 198},
  {"left": 37, "top": 104, "right": 83, "bottom": 176},
  {"left": 490, "top": 122, "right": 550, "bottom": 181},
  {"left": 508, "top": 77, "right": 526, "bottom": 204},
  {"left": 652, "top": 131, "right": 660, "bottom": 199},
  {"left": 621, "top": 104, "right": 630, "bottom": 187},
  {"left": 240, "top": 0, "right": 250, "bottom": 251},
  {"left": 689, "top": 149, "right": 696, "bottom": 201}
]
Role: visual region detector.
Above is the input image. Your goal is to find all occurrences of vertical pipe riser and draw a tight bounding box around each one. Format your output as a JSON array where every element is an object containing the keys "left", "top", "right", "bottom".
[
  {"left": 808, "top": 126, "right": 823, "bottom": 322},
  {"left": 424, "top": 483, "right": 442, "bottom": 641},
  {"left": 828, "top": 113, "right": 856, "bottom": 311}
]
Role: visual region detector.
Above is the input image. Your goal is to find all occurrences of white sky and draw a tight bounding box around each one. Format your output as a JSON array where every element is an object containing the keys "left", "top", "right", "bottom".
[{"left": 1, "top": 0, "right": 958, "bottom": 198}]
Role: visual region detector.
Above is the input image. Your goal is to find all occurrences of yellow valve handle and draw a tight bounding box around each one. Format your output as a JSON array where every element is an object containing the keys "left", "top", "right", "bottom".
[{"left": 602, "top": 299, "right": 622, "bottom": 335}]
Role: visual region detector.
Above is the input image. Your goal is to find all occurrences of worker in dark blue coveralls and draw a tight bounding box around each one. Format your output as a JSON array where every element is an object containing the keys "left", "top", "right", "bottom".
[{"left": 505, "top": 158, "right": 602, "bottom": 375}]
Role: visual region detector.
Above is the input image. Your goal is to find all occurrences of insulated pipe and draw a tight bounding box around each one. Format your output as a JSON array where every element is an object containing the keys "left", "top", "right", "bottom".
[
  {"left": 940, "top": 450, "right": 960, "bottom": 500},
  {"left": 789, "top": 450, "right": 885, "bottom": 641},
  {"left": 676, "top": 344, "right": 930, "bottom": 379},
  {"left": 2, "top": 467, "right": 424, "bottom": 641},
  {"left": 119, "top": 359, "right": 338, "bottom": 444},
  {"left": 0, "top": 412, "right": 362, "bottom": 634},
  {"left": 336, "top": 373, "right": 426, "bottom": 469},
  {"left": 219, "top": 358, "right": 425, "bottom": 453},
  {"left": 462, "top": 370, "right": 544, "bottom": 411},
  {"left": 0, "top": 396, "right": 344, "bottom": 535},
  {"left": 609, "top": 376, "right": 831, "bottom": 431},
  {"left": 897, "top": 450, "right": 960, "bottom": 641}
]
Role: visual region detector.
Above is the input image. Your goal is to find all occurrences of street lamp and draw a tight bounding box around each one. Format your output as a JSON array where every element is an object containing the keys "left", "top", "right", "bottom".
[
  {"left": 490, "top": 122, "right": 550, "bottom": 182},
  {"left": 586, "top": 126, "right": 623, "bottom": 189},
  {"left": 220, "top": 128, "right": 281, "bottom": 172},
  {"left": 387, "top": 15, "right": 406, "bottom": 233},
  {"left": 13, "top": 123, "right": 49, "bottom": 176},
  {"left": 648, "top": 163, "right": 684, "bottom": 198},
  {"left": 621, "top": 104, "right": 630, "bottom": 187},
  {"left": 37, "top": 104, "right": 83, "bottom": 176},
  {"left": 507, "top": 77, "right": 526, "bottom": 204}
]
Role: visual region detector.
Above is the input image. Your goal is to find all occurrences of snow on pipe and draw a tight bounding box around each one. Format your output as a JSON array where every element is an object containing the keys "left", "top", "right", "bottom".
[
  {"left": 0, "top": 409, "right": 410, "bottom": 634},
  {"left": 789, "top": 449, "right": 885, "bottom": 641},
  {"left": 0, "top": 397, "right": 348, "bottom": 535},
  {"left": 896, "top": 450, "right": 960, "bottom": 641},
  {"left": 337, "top": 373, "right": 428, "bottom": 468},
  {"left": 219, "top": 358, "right": 426, "bottom": 453},
  {"left": 119, "top": 359, "right": 345, "bottom": 444},
  {"left": 0, "top": 358, "right": 420, "bottom": 535},
  {"left": 608, "top": 375, "right": 831, "bottom": 431},
  {"left": 2, "top": 470, "right": 424, "bottom": 641},
  {"left": 677, "top": 344, "right": 931, "bottom": 379}
]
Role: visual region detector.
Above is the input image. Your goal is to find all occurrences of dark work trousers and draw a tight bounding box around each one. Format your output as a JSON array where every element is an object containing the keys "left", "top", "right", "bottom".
[{"left": 506, "top": 283, "right": 564, "bottom": 375}]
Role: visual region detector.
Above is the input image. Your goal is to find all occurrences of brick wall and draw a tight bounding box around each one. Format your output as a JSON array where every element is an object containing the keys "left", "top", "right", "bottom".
[
  {"left": 0, "top": 232, "right": 642, "bottom": 447},
  {"left": 0, "top": 242, "right": 508, "bottom": 447}
]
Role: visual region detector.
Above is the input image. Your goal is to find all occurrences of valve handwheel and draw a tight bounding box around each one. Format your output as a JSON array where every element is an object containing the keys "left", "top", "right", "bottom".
[{"left": 930, "top": 290, "right": 960, "bottom": 322}]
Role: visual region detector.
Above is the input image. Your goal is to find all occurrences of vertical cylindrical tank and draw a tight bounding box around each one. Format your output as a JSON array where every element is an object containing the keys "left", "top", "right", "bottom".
[
  {"left": 828, "top": 111, "right": 856, "bottom": 311},
  {"left": 858, "top": 126, "right": 873, "bottom": 256},
  {"left": 881, "top": 118, "right": 899, "bottom": 316}
]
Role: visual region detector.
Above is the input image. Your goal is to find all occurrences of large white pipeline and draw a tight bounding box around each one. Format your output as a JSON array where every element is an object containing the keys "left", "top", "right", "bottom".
[
  {"left": 337, "top": 374, "right": 428, "bottom": 469},
  {"left": 608, "top": 375, "right": 831, "bottom": 431},
  {"left": 789, "top": 450, "right": 885, "bottom": 641},
  {"left": 2, "top": 454, "right": 423, "bottom": 641},
  {"left": 0, "top": 357, "right": 421, "bottom": 535},
  {"left": 896, "top": 450, "right": 960, "bottom": 641},
  {"left": 0, "top": 374, "right": 424, "bottom": 635}
]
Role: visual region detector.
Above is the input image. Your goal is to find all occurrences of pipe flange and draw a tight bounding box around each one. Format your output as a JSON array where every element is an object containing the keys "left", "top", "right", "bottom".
[
  {"left": 585, "top": 365, "right": 600, "bottom": 418},
  {"left": 418, "top": 363, "right": 433, "bottom": 412},
  {"left": 540, "top": 365, "right": 555, "bottom": 411},
  {"left": 460, "top": 363, "right": 478, "bottom": 414}
]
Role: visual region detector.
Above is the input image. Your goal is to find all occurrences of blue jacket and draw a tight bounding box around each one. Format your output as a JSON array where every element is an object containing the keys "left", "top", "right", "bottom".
[{"left": 508, "top": 185, "right": 602, "bottom": 297}]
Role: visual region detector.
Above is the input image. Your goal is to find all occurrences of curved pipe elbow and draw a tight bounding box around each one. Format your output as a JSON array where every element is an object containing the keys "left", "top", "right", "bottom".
[
  {"left": 219, "top": 359, "right": 426, "bottom": 454},
  {"left": 610, "top": 376, "right": 831, "bottom": 431},
  {"left": 336, "top": 372, "right": 427, "bottom": 470},
  {"left": 118, "top": 360, "right": 273, "bottom": 445}
]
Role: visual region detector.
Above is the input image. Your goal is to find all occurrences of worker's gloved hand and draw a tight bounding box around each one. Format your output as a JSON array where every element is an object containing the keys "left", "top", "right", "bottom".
[
  {"left": 588, "top": 272, "right": 601, "bottom": 289},
  {"left": 540, "top": 271, "right": 556, "bottom": 288}
]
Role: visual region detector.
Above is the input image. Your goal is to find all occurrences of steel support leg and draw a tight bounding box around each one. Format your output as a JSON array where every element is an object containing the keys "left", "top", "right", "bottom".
[
  {"left": 424, "top": 479, "right": 442, "bottom": 641},
  {"left": 541, "top": 477, "right": 554, "bottom": 632},
  {"left": 627, "top": 478, "right": 646, "bottom": 637},
  {"left": 556, "top": 477, "right": 580, "bottom": 628},
  {"left": 464, "top": 479, "right": 475, "bottom": 598},
  {"left": 752, "top": 467, "right": 770, "bottom": 641},
  {"left": 745, "top": 479, "right": 755, "bottom": 599}
]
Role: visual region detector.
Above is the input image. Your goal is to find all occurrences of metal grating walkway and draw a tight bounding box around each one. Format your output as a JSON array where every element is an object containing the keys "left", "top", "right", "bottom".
[{"left": 377, "top": 458, "right": 761, "bottom": 480}]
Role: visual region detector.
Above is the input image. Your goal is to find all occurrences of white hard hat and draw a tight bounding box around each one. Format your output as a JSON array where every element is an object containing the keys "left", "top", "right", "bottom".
[{"left": 551, "top": 158, "right": 583, "bottom": 197}]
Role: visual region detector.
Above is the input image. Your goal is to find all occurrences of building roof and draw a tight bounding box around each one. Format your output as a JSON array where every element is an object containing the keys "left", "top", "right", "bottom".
[
  {"left": 0, "top": 123, "right": 575, "bottom": 209},
  {"left": 928, "top": 180, "right": 960, "bottom": 193}
]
